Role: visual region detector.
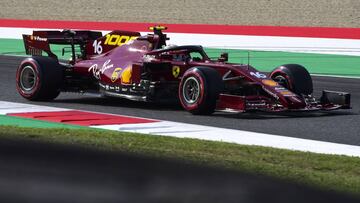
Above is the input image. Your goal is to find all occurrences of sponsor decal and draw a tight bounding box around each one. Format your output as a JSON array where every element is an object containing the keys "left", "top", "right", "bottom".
[
  {"left": 104, "top": 34, "right": 138, "bottom": 46},
  {"left": 92, "top": 40, "right": 103, "bottom": 54},
  {"left": 275, "top": 87, "right": 286, "bottom": 91},
  {"left": 172, "top": 66, "right": 180, "bottom": 78},
  {"left": 30, "top": 35, "right": 47, "bottom": 42},
  {"left": 121, "top": 65, "right": 132, "bottom": 84},
  {"left": 111, "top": 68, "right": 123, "bottom": 82},
  {"left": 88, "top": 59, "right": 114, "bottom": 79},
  {"left": 262, "top": 79, "right": 278, "bottom": 87},
  {"left": 100, "top": 84, "right": 120, "bottom": 92},
  {"left": 250, "top": 71, "right": 267, "bottom": 79},
  {"left": 92, "top": 34, "right": 138, "bottom": 55},
  {"left": 272, "top": 86, "right": 296, "bottom": 96},
  {"left": 280, "top": 90, "right": 296, "bottom": 97}
]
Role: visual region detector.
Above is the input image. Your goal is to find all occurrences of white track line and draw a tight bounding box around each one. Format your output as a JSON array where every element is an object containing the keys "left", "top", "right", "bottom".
[
  {"left": 92, "top": 121, "right": 360, "bottom": 157},
  {"left": 0, "top": 101, "right": 69, "bottom": 115},
  {"left": 311, "top": 74, "right": 360, "bottom": 79},
  {"left": 1, "top": 101, "right": 360, "bottom": 157}
]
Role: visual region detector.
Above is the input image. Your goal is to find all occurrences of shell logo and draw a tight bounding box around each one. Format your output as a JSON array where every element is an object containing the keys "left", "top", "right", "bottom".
[
  {"left": 111, "top": 68, "right": 122, "bottom": 82},
  {"left": 121, "top": 65, "right": 132, "bottom": 84}
]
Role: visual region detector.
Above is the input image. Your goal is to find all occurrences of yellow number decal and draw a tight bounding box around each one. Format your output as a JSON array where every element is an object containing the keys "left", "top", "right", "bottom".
[
  {"left": 104, "top": 34, "right": 110, "bottom": 45},
  {"left": 108, "top": 35, "right": 120, "bottom": 46},
  {"left": 118, "top": 35, "right": 129, "bottom": 46},
  {"left": 104, "top": 35, "right": 138, "bottom": 46}
]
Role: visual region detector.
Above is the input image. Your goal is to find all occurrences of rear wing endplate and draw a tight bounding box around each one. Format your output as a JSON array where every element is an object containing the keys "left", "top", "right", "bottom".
[{"left": 22, "top": 30, "right": 102, "bottom": 59}]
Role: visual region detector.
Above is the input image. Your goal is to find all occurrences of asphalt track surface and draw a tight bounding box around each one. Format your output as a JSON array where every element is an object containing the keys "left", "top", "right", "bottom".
[
  {"left": 1, "top": 55, "right": 360, "bottom": 146},
  {"left": 1, "top": 137, "right": 359, "bottom": 203}
]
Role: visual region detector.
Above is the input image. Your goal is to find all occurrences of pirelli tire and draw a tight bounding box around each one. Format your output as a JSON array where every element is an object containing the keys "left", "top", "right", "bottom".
[
  {"left": 270, "top": 64, "right": 313, "bottom": 96},
  {"left": 16, "top": 56, "right": 63, "bottom": 101},
  {"left": 179, "top": 66, "right": 223, "bottom": 115}
]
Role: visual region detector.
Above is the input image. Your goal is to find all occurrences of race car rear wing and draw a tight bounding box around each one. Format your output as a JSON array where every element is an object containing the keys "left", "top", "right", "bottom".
[
  {"left": 23, "top": 30, "right": 142, "bottom": 62},
  {"left": 22, "top": 30, "right": 103, "bottom": 60},
  {"left": 23, "top": 27, "right": 168, "bottom": 61}
]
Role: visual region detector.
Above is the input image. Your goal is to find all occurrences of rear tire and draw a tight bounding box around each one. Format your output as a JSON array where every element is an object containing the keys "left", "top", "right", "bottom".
[
  {"left": 179, "top": 67, "right": 223, "bottom": 115},
  {"left": 16, "top": 56, "right": 63, "bottom": 101},
  {"left": 270, "top": 64, "right": 313, "bottom": 96}
]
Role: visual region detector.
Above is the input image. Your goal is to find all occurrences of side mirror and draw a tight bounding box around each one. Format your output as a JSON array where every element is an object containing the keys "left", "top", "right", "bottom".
[{"left": 218, "top": 52, "right": 228, "bottom": 62}]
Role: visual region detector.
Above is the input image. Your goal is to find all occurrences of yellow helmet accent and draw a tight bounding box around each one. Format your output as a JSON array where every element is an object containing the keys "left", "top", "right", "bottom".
[{"left": 149, "top": 25, "right": 167, "bottom": 31}]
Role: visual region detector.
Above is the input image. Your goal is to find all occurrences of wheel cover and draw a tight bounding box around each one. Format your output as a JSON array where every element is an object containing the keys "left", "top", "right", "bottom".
[
  {"left": 273, "top": 75, "right": 290, "bottom": 89},
  {"left": 20, "top": 65, "right": 37, "bottom": 92},
  {"left": 182, "top": 76, "right": 200, "bottom": 104}
]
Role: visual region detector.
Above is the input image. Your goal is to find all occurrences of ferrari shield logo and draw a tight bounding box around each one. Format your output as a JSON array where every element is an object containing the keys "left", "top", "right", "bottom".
[{"left": 172, "top": 66, "right": 180, "bottom": 78}]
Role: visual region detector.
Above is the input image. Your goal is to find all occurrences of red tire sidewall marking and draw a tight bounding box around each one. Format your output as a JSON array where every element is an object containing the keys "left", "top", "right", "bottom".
[
  {"left": 179, "top": 69, "right": 206, "bottom": 111},
  {"left": 16, "top": 59, "right": 41, "bottom": 98}
]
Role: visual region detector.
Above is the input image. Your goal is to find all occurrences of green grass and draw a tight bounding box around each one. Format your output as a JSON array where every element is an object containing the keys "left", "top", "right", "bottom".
[
  {"left": 0, "top": 115, "right": 87, "bottom": 129},
  {"left": 205, "top": 48, "right": 360, "bottom": 77},
  {"left": 0, "top": 38, "right": 80, "bottom": 59},
  {"left": 1, "top": 125, "right": 360, "bottom": 196}
]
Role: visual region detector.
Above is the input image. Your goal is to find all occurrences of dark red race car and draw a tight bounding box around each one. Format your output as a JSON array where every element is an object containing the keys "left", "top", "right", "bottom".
[{"left": 16, "top": 26, "right": 351, "bottom": 114}]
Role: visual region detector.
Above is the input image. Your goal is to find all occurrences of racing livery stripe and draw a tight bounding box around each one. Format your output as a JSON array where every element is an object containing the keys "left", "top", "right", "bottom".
[
  {"left": 8, "top": 111, "right": 157, "bottom": 126},
  {"left": 1, "top": 18, "right": 360, "bottom": 39}
]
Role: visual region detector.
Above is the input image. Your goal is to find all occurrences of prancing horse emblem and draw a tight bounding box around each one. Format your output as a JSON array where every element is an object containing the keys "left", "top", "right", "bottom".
[{"left": 172, "top": 66, "right": 180, "bottom": 78}]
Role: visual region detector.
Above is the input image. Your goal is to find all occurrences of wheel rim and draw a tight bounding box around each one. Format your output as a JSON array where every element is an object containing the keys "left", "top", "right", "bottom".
[
  {"left": 20, "top": 65, "right": 37, "bottom": 92},
  {"left": 182, "top": 76, "right": 200, "bottom": 104},
  {"left": 273, "top": 75, "right": 289, "bottom": 89}
]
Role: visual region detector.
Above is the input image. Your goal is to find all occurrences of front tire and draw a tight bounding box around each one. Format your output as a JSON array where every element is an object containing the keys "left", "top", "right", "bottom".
[
  {"left": 179, "top": 67, "right": 223, "bottom": 115},
  {"left": 270, "top": 64, "right": 313, "bottom": 96},
  {"left": 16, "top": 56, "right": 63, "bottom": 101}
]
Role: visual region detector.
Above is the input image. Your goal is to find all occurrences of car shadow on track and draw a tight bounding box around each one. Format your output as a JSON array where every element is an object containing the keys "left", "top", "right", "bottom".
[
  {"left": 213, "top": 110, "right": 357, "bottom": 120},
  {"left": 53, "top": 94, "right": 357, "bottom": 121},
  {"left": 53, "top": 96, "right": 184, "bottom": 111}
]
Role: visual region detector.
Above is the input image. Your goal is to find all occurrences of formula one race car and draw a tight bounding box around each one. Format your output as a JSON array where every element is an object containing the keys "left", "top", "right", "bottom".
[{"left": 16, "top": 26, "right": 351, "bottom": 115}]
